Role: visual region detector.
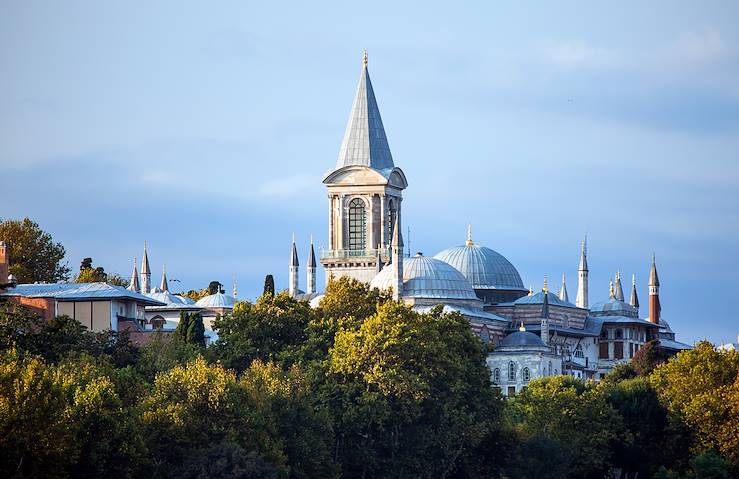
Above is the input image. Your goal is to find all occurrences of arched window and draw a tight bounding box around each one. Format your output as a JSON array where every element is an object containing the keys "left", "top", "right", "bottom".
[
  {"left": 523, "top": 367, "right": 530, "bottom": 382},
  {"left": 508, "top": 361, "right": 516, "bottom": 381},
  {"left": 386, "top": 199, "right": 397, "bottom": 243},
  {"left": 600, "top": 329, "right": 608, "bottom": 340},
  {"left": 348, "top": 198, "right": 366, "bottom": 250},
  {"left": 493, "top": 368, "right": 500, "bottom": 384},
  {"left": 575, "top": 344, "right": 584, "bottom": 358}
]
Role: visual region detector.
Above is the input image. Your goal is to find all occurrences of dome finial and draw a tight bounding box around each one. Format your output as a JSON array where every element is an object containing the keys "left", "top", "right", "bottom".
[
  {"left": 466, "top": 224, "right": 473, "bottom": 246},
  {"left": 363, "top": 49, "right": 368, "bottom": 67},
  {"left": 519, "top": 321, "right": 526, "bottom": 332},
  {"left": 543, "top": 275, "right": 549, "bottom": 293},
  {"left": 528, "top": 285, "right": 533, "bottom": 296}
]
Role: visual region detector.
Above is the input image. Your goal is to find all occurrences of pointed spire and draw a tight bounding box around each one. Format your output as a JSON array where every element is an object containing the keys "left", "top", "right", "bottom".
[
  {"left": 579, "top": 236, "right": 588, "bottom": 271},
  {"left": 289, "top": 236, "right": 299, "bottom": 297},
  {"left": 466, "top": 224, "right": 474, "bottom": 246},
  {"left": 335, "top": 51, "right": 394, "bottom": 171},
  {"left": 576, "top": 236, "right": 589, "bottom": 309},
  {"left": 630, "top": 273, "right": 639, "bottom": 309},
  {"left": 127, "top": 257, "right": 140, "bottom": 292},
  {"left": 307, "top": 235, "right": 316, "bottom": 268},
  {"left": 160, "top": 264, "right": 168, "bottom": 292},
  {"left": 141, "top": 241, "right": 150, "bottom": 275},
  {"left": 649, "top": 253, "right": 660, "bottom": 287},
  {"left": 614, "top": 270, "right": 624, "bottom": 301},
  {"left": 541, "top": 284, "right": 550, "bottom": 319},
  {"left": 559, "top": 273, "right": 569, "bottom": 302},
  {"left": 290, "top": 234, "right": 299, "bottom": 267}
]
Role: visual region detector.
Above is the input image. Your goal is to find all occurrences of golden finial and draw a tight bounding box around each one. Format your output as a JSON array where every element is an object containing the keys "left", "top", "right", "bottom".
[
  {"left": 465, "top": 224, "right": 474, "bottom": 246},
  {"left": 528, "top": 285, "right": 534, "bottom": 296},
  {"left": 363, "top": 49, "right": 368, "bottom": 67},
  {"left": 543, "top": 275, "right": 549, "bottom": 293},
  {"left": 609, "top": 279, "right": 615, "bottom": 299},
  {"left": 519, "top": 321, "right": 526, "bottom": 332}
]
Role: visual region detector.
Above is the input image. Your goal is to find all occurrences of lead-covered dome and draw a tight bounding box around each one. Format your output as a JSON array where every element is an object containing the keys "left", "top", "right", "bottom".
[
  {"left": 499, "top": 330, "right": 547, "bottom": 349},
  {"left": 434, "top": 231, "right": 525, "bottom": 291},
  {"left": 370, "top": 253, "right": 477, "bottom": 301},
  {"left": 195, "top": 292, "right": 236, "bottom": 309}
]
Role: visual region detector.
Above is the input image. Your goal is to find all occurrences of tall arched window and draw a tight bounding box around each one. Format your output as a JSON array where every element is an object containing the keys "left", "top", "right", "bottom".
[
  {"left": 493, "top": 368, "right": 500, "bottom": 384},
  {"left": 348, "top": 198, "right": 366, "bottom": 251},
  {"left": 386, "top": 199, "right": 397, "bottom": 243},
  {"left": 508, "top": 361, "right": 516, "bottom": 381},
  {"left": 523, "top": 367, "right": 530, "bottom": 382}
]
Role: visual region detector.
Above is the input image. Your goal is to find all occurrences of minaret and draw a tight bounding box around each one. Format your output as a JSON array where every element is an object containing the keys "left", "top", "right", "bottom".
[
  {"left": 575, "top": 237, "right": 589, "bottom": 309},
  {"left": 127, "top": 257, "right": 140, "bottom": 292},
  {"left": 307, "top": 236, "right": 317, "bottom": 295},
  {"left": 289, "top": 235, "right": 299, "bottom": 297},
  {"left": 141, "top": 241, "right": 151, "bottom": 294},
  {"left": 160, "top": 264, "right": 169, "bottom": 292},
  {"left": 614, "top": 270, "right": 624, "bottom": 301},
  {"left": 391, "top": 215, "right": 403, "bottom": 301},
  {"left": 233, "top": 280, "right": 238, "bottom": 301},
  {"left": 559, "top": 273, "right": 569, "bottom": 303},
  {"left": 375, "top": 246, "right": 383, "bottom": 274},
  {"left": 648, "top": 254, "right": 661, "bottom": 324},
  {"left": 541, "top": 277, "right": 550, "bottom": 345},
  {"left": 630, "top": 273, "right": 640, "bottom": 312}
]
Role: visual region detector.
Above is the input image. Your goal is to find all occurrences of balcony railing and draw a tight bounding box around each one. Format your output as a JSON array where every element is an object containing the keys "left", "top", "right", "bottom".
[{"left": 320, "top": 247, "right": 391, "bottom": 260}]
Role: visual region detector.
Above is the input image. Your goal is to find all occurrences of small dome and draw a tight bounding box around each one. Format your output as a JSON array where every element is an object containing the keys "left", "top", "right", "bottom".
[
  {"left": 590, "top": 298, "right": 637, "bottom": 317},
  {"left": 434, "top": 242, "right": 525, "bottom": 291},
  {"left": 195, "top": 292, "right": 236, "bottom": 309},
  {"left": 146, "top": 290, "right": 198, "bottom": 308},
  {"left": 370, "top": 254, "right": 477, "bottom": 301},
  {"left": 174, "top": 295, "right": 196, "bottom": 305},
  {"left": 499, "top": 330, "right": 547, "bottom": 349},
  {"left": 309, "top": 294, "right": 325, "bottom": 308},
  {"left": 513, "top": 291, "right": 574, "bottom": 307}
]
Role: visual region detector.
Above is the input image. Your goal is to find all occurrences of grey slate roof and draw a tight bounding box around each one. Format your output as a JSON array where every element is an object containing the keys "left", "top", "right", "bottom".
[
  {"left": 2, "top": 282, "right": 165, "bottom": 306},
  {"left": 336, "top": 59, "right": 394, "bottom": 171}
]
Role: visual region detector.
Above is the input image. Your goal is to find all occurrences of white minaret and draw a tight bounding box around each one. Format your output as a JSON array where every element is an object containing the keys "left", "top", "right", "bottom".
[
  {"left": 307, "top": 235, "right": 317, "bottom": 295},
  {"left": 140, "top": 241, "right": 151, "bottom": 294},
  {"left": 127, "top": 257, "right": 140, "bottom": 293},
  {"left": 541, "top": 277, "right": 550, "bottom": 345},
  {"left": 559, "top": 272, "right": 569, "bottom": 303},
  {"left": 289, "top": 235, "right": 299, "bottom": 297},
  {"left": 575, "top": 237, "right": 589, "bottom": 309},
  {"left": 391, "top": 215, "right": 403, "bottom": 301}
]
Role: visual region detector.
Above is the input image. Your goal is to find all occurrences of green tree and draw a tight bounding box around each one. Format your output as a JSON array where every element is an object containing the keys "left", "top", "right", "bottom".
[
  {"left": 650, "top": 342, "right": 739, "bottom": 474},
  {"left": 208, "top": 281, "right": 224, "bottom": 294},
  {"left": 632, "top": 340, "right": 669, "bottom": 376},
  {"left": 175, "top": 311, "right": 191, "bottom": 341},
  {"left": 186, "top": 313, "right": 206, "bottom": 348},
  {"left": 508, "top": 375, "right": 622, "bottom": 478},
  {"left": 0, "top": 217, "right": 70, "bottom": 283},
  {"left": 264, "top": 274, "right": 275, "bottom": 296},
  {"left": 328, "top": 302, "right": 500, "bottom": 478}
]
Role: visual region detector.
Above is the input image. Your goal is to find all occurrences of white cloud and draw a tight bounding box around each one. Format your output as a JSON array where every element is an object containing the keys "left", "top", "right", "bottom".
[{"left": 256, "top": 174, "right": 316, "bottom": 198}]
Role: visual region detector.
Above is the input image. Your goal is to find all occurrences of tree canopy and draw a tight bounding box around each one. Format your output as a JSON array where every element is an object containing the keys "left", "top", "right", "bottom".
[{"left": 0, "top": 217, "right": 70, "bottom": 283}]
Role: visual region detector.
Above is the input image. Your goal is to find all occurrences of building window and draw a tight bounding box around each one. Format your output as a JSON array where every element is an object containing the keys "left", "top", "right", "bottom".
[
  {"left": 615, "top": 329, "right": 623, "bottom": 340},
  {"left": 599, "top": 342, "right": 609, "bottom": 359},
  {"left": 523, "top": 367, "right": 530, "bottom": 382},
  {"left": 575, "top": 344, "right": 584, "bottom": 358},
  {"left": 563, "top": 316, "right": 570, "bottom": 328},
  {"left": 507, "top": 386, "right": 516, "bottom": 396},
  {"left": 348, "top": 198, "right": 366, "bottom": 250},
  {"left": 601, "top": 330, "right": 608, "bottom": 340},
  {"left": 508, "top": 361, "right": 516, "bottom": 381},
  {"left": 493, "top": 368, "right": 500, "bottom": 384},
  {"left": 614, "top": 341, "right": 624, "bottom": 359},
  {"left": 386, "top": 199, "right": 397, "bottom": 243}
]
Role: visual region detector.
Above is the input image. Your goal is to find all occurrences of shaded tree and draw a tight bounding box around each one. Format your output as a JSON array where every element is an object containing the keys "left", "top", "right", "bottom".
[
  {"left": 632, "top": 340, "right": 669, "bottom": 376},
  {"left": 186, "top": 313, "right": 206, "bottom": 349},
  {"left": 0, "top": 217, "right": 70, "bottom": 283},
  {"left": 264, "top": 274, "right": 275, "bottom": 296}
]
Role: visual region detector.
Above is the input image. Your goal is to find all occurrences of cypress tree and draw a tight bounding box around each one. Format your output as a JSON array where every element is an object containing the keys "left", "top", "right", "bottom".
[
  {"left": 186, "top": 313, "right": 206, "bottom": 348},
  {"left": 264, "top": 274, "right": 275, "bottom": 296},
  {"left": 175, "top": 311, "right": 190, "bottom": 341}
]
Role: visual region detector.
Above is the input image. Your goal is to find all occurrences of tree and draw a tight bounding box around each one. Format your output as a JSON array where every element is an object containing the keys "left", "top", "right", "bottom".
[
  {"left": 208, "top": 281, "right": 224, "bottom": 294},
  {"left": 0, "top": 218, "right": 70, "bottom": 283},
  {"left": 175, "top": 311, "right": 191, "bottom": 341},
  {"left": 264, "top": 274, "right": 275, "bottom": 296},
  {"left": 632, "top": 340, "right": 669, "bottom": 376},
  {"left": 328, "top": 302, "right": 500, "bottom": 478},
  {"left": 507, "top": 375, "right": 622, "bottom": 478},
  {"left": 75, "top": 266, "right": 107, "bottom": 283},
  {"left": 186, "top": 313, "right": 206, "bottom": 348},
  {"left": 650, "top": 342, "right": 739, "bottom": 474},
  {"left": 177, "top": 288, "right": 210, "bottom": 302}
]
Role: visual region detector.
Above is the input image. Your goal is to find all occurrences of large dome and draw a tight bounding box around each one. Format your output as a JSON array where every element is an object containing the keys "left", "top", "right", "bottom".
[
  {"left": 370, "top": 254, "right": 478, "bottom": 301},
  {"left": 434, "top": 237, "right": 525, "bottom": 291}
]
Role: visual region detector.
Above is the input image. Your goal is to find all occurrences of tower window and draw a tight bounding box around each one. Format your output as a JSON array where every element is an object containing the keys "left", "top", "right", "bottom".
[
  {"left": 493, "top": 368, "right": 500, "bottom": 384},
  {"left": 348, "top": 198, "right": 367, "bottom": 250},
  {"left": 523, "top": 367, "right": 530, "bottom": 382},
  {"left": 508, "top": 361, "right": 516, "bottom": 381}
]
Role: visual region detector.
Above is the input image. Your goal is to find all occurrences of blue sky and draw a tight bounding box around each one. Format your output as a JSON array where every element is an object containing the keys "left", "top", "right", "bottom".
[{"left": 1, "top": 1, "right": 738, "bottom": 344}]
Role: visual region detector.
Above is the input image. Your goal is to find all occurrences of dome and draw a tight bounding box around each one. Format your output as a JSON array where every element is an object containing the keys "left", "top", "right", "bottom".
[
  {"left": 195, "top": 292, "right": 236, "bottom": 309},
  {"left": 174, "top": 295, "right": 196, "bottom": 305},
  {"left": 309, "top": 294, "right": 325, "bottom": 308},
  {"left": 370, "top": 254, "right": 478, "bottom": 301},
  {"left": 145, "top": 290, "right": 200, "bottom": 308},
  {"left": 498, "top": 330, "right": 547, "bottom": 349},
  {"left": 589, "top": 298, "right": 637, "bottom": 317},
  {"left": 513, "top": 291, "right": 575, "bottom": 307},
  {"left": 434, "top": 241, "right": 525, "bottom": 291}
]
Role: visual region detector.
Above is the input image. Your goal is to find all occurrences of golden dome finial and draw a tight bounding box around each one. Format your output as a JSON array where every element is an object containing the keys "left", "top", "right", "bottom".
[
  {"left": 363, "top": 49, "right": 368, "bottom": 67},
  {"left": 528, "top": 285, "right": 534, "bottom": 296},
  {"left": 519, "top": 321, "right": 526, "bottom": 332},
  {"left": 543, "top": 275, "right": 549, "bottom": 293},
  {"left": 465, "top": 224, "right": 474, "bottom": 246}
]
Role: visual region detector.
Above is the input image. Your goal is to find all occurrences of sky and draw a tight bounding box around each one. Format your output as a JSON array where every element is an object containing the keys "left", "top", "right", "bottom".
[{"left": 1, "top": 1, "right": 738, "bottom": 345}]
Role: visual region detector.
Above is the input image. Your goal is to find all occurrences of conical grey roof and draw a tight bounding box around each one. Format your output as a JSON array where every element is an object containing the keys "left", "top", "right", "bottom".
[
  {"left": 290, "top": 240, "right": 299, "bottom": 267},
  {"left": 160, "top": 265, "right": 169, "bottom": 292},
  {"left": 336, "top": 54, "right": 394, "bottom": 171},
  {"left": 559, "top": 273, "right": 569, "bottom": 302},
  {"left": 614, "top": 271, "right": 624, "bottom": 301},
  {"left": 649, "top": 254, "right": 660, "bottom": 287},
  {"left": 127, "top": 257, "right": 140, "bottom": 293},
  {"left": 630, "top": 274, "right": 639, "bottom": 309},
  {"left": 307, "top": 241, "right": 316, "bottom": 268},
  {"left": 141, "top": 241, "right": 151, "bottom": 275}
]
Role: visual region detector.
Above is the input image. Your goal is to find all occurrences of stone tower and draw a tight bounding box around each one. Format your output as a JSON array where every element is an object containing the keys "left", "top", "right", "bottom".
[
  {"left": 320, "top": 51, "right": 408, "bottom": 285},
  {"left": 140, "top": 241, "right": 151, "bottom": 294},
  {"left": 307, "top": 237, "right": 317, "bottom": 295},
  {"left": 575, "top": 238, "right": 589, "bottom": 309},
  {"left": 289, "top": 236, "right": 299, "bottom": 297},
  {"left": 648, "top": 254, "right": 660, "bottom": 324}
]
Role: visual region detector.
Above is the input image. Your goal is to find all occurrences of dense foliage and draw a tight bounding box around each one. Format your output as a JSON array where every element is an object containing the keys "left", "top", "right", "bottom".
[
  {"left": 0, "top": 278, "right": 736, "bottom": 478},
  {"left": 0, "top": 217, "right": 70, "bottom": 283}
]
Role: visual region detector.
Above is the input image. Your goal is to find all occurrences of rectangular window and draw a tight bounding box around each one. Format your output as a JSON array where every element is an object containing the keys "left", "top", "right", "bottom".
[
  {"left": 507, "top": 386, "right": 516, "bottom": 397},
  {"left": 599, "top": 342, "right": 609, "bottom": 359},
  {"left": 614, "top": 341, "right": 624, "bottom": 359}
]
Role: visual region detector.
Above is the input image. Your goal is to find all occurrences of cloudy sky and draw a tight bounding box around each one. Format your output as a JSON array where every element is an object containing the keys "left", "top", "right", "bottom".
[{"left": 2, "top": 1, "right": 738, "bottom": 344}]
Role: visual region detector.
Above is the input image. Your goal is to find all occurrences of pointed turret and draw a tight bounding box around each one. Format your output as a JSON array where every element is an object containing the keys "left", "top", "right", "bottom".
[
  {"left": 576, "top": 236, "right": 589, "bottom": 309},
  {"left": 127, "top": 257, "right": 140, "bottom": 293},
  {"left": 391, "top": 215, "right": 403, "bottom": 301},
  {"left": 559, "top": 273, "right": 569, "bottom": 303},
  {"left": 289, "top": 235, "right": 299, "bottom": 297},
  {"left": 630, "top": 273, "right": 640, "bottom": 311},
  {"left": 648, "top": 254, "right": 661, "bottom": 324},
  {"left": 375, "top": 246, "right": 383, "bottom": 274},
  {"left": 614, "top": 271, "right": 624, "bottom": 301},
  {"left": 160, "top": 264, "right": 169, "bottom": 292},
  {"left": 140, "top": 241, "right": 151, "bottom": 293},
  {"left": 541, "top": 278, "right": 550, "bottom": 345},
  {"left": 307, "top": 236, "right": 317, "bottom": 295},
  {"left": 336, "top": 50, "right": 394, "bottom": 171}
]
